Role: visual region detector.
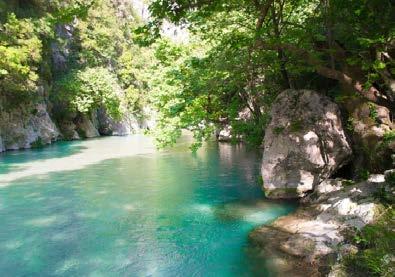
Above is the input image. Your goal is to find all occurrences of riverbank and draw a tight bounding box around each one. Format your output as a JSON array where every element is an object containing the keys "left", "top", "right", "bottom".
[{"left": 249, "top": 174, "right": 394, "bottom": 276}]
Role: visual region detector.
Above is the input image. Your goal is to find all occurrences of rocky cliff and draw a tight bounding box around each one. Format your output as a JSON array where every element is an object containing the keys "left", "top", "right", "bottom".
[{"left": 0, "top": 96, "right": 60, "bottom": 152}]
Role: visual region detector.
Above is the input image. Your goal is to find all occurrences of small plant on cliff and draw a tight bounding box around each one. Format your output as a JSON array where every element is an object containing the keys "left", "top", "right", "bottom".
[
  {"left": 273, "top": 126, "right": 285, "bottom": 135},
  {"left": 368, "top": 103, "right": 379, "bottom": 125},
  {"left": 347, "top": 117, "right": 356, "bottom": 132},
  {"left": 289, "top": 120, "right": 303, "bottom": 133},
  {"left": 356, "top": 169, "right": 370, "bottom": 181},
  {"left": 383, "top": 131, "right": 395, "bottom": 145}
]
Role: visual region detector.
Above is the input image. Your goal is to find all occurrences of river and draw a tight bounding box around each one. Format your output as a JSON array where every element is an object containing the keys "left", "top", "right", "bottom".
[{"left": 0, "top": 135, "right": 295, "bottom": 276}]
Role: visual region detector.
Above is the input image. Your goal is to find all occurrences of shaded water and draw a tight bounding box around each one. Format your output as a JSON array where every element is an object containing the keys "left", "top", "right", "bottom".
[{"left": 0, "top": 135, "right": 295, "bottom": 276}]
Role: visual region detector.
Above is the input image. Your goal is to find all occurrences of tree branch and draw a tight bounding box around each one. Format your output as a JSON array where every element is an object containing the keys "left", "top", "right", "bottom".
[
  {"left": 255, "top": 40, "right": 392, "bottom": 107},
  {"left": 254, "top": 0, "right": 275, "bottom": 30}
]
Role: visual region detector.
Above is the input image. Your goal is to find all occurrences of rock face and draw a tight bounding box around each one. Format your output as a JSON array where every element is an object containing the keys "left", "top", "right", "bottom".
[
  {"left": 51, "top": 24, "right": 74, "bottom": 73},
  {"left": 75, "top": 114, "right": 100, "bottom": 138},
  {"left": 348, "top": 100, "right": 394, "bottom": 171},
  {"left": 0, "top": 101, "right": 60, "bottom": 152},
  {"left": 262, "top": 90, "right": 352, "bottom": 198},
  {"left": 96, "top": 108, "right": 132, "bottom": 136},
  {"left": 249, "top": 177, "right": 385, "bottom": 276}
]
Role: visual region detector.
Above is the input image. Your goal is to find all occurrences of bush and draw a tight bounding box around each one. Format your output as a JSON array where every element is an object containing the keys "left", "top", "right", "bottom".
[
  {"left": 54, "top": 67, "right": 122, "bottom": 119},
  {"left": 344, "top": 208, "right": 395, "bottom": 276}
]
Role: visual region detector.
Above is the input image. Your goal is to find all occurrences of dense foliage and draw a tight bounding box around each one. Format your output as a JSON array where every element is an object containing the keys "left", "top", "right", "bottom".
[
  {"left": 0, "top": 0, "right": 154, "bottom": 123},
  {"left": 55, "top": 67, "right": 122, "bottom": 119},
  {"left": 143, "top": 0, "right": 394, "bottom": 149},
  {"left": 0, "top": 13, "right": 44, "bottom": 96}
]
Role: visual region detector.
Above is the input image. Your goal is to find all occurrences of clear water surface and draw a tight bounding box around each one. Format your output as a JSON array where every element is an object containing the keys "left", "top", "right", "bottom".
[{"left": 0, "top": 135, "right": 295, "bottom": 276}]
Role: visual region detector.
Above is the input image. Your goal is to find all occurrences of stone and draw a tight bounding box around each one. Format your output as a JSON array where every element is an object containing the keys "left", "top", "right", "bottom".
[
  {"left": 262, "top": 89, "right": 352, "bottom": 198},
  {"left": 217, "top": 125, "right": 233, "bottom": 142},
  {"left": 58, "top": 121, "right": 80, "bottom": 140},
  {"left": 384, "top": 169, "right": 395, "bottom": 184},
  {"left": 75, "top": 114, "right": 100, "bottom": 138},
  {"left": 0, "top": 101, "right": 60, "bottom": 151},
  {"left": 328, "top": 263, "right": 348, "bottom": 277},
  {"left": 349, "top": 101, "right": 394, "bottom": 171},
  {"left": 96, "top": 108, "right": 131, "bottom": 136},
  {"left": 315, "top": 179, "right": 343, "bottom": 194},
  {"left": 250, "top": 179, "right": 381, "bottom": 277},
  {"left": 368, "top": 174, "right": 385, "bottom": 183},
  {"left": 51, "top": 24, "right": 74, "bottom": 73}
]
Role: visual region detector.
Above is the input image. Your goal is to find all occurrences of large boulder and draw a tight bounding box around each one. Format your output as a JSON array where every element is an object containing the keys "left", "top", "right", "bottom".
[
  {"left": 0, "top": 101, "right": 60, "bottom": 151},
  {"left": 262, "top": 89, "right": 352, "bottom": 198}
]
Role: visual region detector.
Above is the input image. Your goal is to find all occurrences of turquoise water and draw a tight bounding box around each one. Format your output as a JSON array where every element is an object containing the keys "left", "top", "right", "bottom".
[{"left": 0, "top": 135, "right": 295, "bottom": 276}]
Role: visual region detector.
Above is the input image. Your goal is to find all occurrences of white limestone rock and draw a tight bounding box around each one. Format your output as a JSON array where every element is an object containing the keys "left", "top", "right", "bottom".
[
  {"left": 250, "top": 178, "right": 382, "bottom": 276},
  {"left": 262, "top": 89, "right": 352, "bottom": 198},
  {"left": 0, "top": 101, "right": 60, "bottom": 151}
]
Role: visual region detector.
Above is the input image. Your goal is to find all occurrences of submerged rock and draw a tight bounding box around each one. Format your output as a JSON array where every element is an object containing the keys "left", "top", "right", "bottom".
[
  {"left": 213, "top": 199, "right": 293, "bottom": 223},
  {"left": 249, "top": 177, "right": 384, "bottom": 276},
  {"left": 262, "top": 89, "right": 352, "bottom": 199}
]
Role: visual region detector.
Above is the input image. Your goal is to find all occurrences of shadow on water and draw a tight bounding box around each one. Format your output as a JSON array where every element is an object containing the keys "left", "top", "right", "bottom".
[{"left": 0, "top": 141, "right": 87, "bottom": 174}]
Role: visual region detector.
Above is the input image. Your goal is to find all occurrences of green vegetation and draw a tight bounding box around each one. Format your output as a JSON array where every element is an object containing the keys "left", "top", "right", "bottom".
[
  {"left": 356, "top": 169, "right": 370, "bottom": 181},
  {"left": 368, "top": 103, "right": 379, "bottom": 124},
  {"left": 144, "top": 0, "right": 395, "bottom": 149},
  {"left": 273, "top": 126, "right": 285, "bottom": 135},
  {"left": 342, "top": 179, "right": 356, "bottom": 187},
  {"left": 0, "top": 13, "right": 44, "bottom": 96},
  {"left": 289, "top": 120, "right": 304, "bottom": 133},
  {"left": 0, "top": 0, "right": 394, "bottom": 275},
  {"left": 54, "top": 67, "right": 122, "bottom": 119},
  {"left": 344, "top": 208, "right": 395, "bottom": 276},
  {"left": 0, "top": 0, "right": 153, "bottom": 125},
  {"left": 383, "top": 131, "right": 395, "bottom": 145},
  {"left": 1, "top": 0, "right": 394, "bottom": 151}
]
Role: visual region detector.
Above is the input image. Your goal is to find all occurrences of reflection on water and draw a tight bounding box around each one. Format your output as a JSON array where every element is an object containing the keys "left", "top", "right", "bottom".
[{"left": 0, "top": 135, "right": 295, "bottom": 276}]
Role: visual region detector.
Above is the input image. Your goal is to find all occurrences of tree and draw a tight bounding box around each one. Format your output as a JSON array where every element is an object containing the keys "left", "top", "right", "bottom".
[{"left": 143, "top": 0, "right": 394, "bottom": 150}]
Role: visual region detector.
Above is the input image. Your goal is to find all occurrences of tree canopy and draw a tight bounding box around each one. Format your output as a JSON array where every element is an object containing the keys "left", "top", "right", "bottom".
[{"left": 142, "top": 0, "right": 394, "bottom": 149}]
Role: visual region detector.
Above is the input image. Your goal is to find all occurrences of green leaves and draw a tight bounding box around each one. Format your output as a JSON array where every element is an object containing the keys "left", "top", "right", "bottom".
[
  {"left": 0, "top": 13, "right": 42, "bottom": 95},
  {"left": 55, "top": 67, "right": 122, "bottom": 119}
]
